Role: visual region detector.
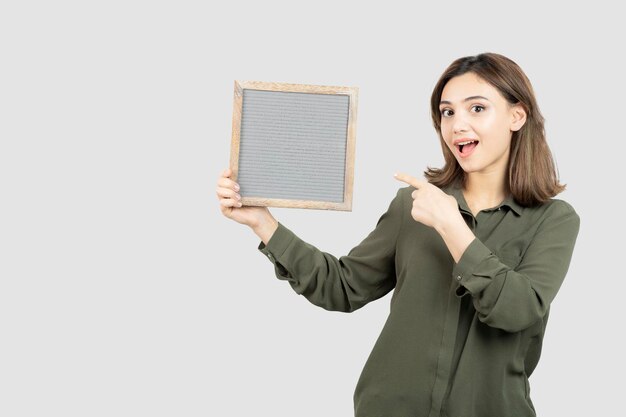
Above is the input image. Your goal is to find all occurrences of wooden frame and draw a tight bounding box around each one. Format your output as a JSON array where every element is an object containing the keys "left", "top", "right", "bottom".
[{"left": 230, "top": 80, "right": 359, "bottom": 211}]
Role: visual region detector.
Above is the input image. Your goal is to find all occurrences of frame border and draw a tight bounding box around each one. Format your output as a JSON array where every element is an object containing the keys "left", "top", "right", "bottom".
[{"left": 230, "top": 80, "right": 359, "bottom": 211}]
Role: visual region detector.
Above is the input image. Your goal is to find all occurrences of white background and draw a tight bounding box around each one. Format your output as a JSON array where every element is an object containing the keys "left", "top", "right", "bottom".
[{"left": 1, "top": 1, "right": 623, "bottom": 416}]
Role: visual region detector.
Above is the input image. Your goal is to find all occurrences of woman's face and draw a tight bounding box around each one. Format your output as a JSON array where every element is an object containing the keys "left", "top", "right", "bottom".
[{"left": 438, "top": 72, "right": 526, "bottom": 177}]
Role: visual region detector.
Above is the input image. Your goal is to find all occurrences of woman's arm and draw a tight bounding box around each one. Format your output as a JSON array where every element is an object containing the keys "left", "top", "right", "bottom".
[
  {"left": 256, "top": 188, "right": 405, "bottom": 313},
  {"left": 438, "top": 200, "right": 581, "bottom": 333},
  {"left": 252, "top": 213, "right": 279, "bottom": 245},
  {"left": 435, "top": 212, "right": 476, "bottom": 263}
]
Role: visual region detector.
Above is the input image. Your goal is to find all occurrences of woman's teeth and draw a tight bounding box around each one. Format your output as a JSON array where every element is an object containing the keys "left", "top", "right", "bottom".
[{"left": 458, "top": 140, "right": 478, "bottom": 154}]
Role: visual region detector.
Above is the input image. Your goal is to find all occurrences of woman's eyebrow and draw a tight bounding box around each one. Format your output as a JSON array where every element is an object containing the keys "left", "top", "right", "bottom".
[{"left": 440, "top": 95, "right": 490, "bottom": 105}]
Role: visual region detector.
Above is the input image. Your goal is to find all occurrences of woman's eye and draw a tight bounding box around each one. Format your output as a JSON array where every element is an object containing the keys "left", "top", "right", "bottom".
[
  {"left": 441, "top": 105, "right": 484, "bottom": 118},
  {"left": 471, "top": 105, "right": 485, "bottom": 113}
]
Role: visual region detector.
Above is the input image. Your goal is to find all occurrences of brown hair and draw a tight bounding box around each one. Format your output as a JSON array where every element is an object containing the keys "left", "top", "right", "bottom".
[{"left": 424, "top": 52, "right": 566, "bottom": 206}]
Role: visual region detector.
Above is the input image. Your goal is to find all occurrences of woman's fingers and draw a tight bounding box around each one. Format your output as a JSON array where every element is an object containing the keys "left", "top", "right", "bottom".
[
  {"left": 216, "top": 185, "right": 240, "bottom": 200},
  {"left": 217, "top": 175, "right": 240, "bottom": 191},
  {"left": 220, "top": 197, "right": 242, "bottom": 208},
  {"left": 217, "top": 169, "right": 240, "bottom": 199},
  {"left": 217, "top": 168, "right": 243, "bottom": 210},
  {"left": 216, "top": 187, "right": 242, "bottom": 209}
]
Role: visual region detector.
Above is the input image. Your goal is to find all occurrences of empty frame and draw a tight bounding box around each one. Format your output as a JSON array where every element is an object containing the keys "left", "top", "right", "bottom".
[{"left": 230, "top": 80, "right": 358, "bottom": 210}]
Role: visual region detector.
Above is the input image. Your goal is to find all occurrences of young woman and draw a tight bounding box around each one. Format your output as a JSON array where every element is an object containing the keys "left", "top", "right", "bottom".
[{"left": 216, "top": 52, "right": 580, "bottom": 417}]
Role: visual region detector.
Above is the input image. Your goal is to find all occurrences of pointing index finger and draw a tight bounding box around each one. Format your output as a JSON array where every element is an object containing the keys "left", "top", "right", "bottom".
[{"left": 394, "top": 172, "right": 428, "bottom": 189}]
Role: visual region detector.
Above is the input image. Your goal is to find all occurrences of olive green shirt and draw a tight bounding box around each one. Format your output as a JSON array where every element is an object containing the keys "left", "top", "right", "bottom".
[{"left": 258, "top": 180, "right": 580, "bottom": 417}]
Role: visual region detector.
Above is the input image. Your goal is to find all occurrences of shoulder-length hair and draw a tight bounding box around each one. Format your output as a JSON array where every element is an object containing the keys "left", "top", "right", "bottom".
[{"left": 424, "top": 52, "right": 566, "bottom": 206}]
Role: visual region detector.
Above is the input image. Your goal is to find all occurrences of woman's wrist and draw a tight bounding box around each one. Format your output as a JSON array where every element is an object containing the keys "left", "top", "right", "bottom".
[
  {"left": 436, "top": 213, "right": 475, "bottom": 264},
  {"left": 252, "top": 213, "right": 279, "bottom": 245},
  {"left": 434, "top": 211, "right": 464, "bottom": 237}
]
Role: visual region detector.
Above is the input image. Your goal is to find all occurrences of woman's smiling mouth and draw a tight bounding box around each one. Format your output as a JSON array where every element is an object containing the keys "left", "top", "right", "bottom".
[{"left": 454, "top": 139, "right": 479, "bottom": 158}]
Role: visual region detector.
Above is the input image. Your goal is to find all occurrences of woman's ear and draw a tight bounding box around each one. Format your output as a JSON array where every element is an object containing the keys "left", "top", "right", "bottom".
[{"left": 510, "top": 104, "right": 527, "bottom": 132}]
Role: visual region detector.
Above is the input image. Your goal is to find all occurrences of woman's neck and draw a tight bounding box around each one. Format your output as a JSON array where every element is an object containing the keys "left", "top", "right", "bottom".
[{"left": 462, "top": 173, "right": 509, "bottom": 213}]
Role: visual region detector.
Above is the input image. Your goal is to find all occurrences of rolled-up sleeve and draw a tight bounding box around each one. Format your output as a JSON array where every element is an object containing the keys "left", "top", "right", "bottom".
[
  {"left": 258, "top": 188, "right": 405, "bottom": 313},
  {"left": 452, "top": 200, "right": 581, "bottom": 332}
]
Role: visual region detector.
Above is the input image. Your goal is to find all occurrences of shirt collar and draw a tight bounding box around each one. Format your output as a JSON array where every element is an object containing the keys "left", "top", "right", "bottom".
[{"left": 442, "top": 180, "right": 523, "bottom": 217}]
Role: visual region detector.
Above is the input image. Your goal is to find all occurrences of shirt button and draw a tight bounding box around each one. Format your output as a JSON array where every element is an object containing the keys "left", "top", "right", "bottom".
[
  {"left": 456, "top": 275, "right": 462, "bottom": 281},
  {"left": 497, "top": 207, "right": 502, "bottom": 211}
]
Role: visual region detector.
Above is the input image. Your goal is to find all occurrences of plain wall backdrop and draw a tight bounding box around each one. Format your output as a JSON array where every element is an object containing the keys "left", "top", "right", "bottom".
[{"left": 1, "top": 1, "right": 623, "bottom": 416}]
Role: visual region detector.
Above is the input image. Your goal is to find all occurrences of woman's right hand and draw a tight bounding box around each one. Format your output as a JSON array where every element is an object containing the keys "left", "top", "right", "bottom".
[{"left": 216, "top": 168, "right": 274, "bottom": 230}]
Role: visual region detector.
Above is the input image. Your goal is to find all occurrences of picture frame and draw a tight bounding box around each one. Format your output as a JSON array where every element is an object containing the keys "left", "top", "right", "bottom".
[{"left": 230, "top": 80, "right": 359, "bottom": 211}]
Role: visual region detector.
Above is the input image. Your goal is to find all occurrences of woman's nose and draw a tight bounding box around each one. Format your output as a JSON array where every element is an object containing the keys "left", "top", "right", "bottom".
[{"left": 453, "top": 117, "right": 470, "bottom": 134}]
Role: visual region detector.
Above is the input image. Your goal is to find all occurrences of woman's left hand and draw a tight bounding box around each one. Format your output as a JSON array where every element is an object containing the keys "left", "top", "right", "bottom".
[{"left": 394, "top": 172, "right": 461, "bottom": 231}]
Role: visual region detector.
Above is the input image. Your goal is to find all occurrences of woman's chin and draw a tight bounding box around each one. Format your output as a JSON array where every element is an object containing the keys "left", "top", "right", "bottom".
[{"left": 458, "top": 161, "right": 482, "bottom": 173}]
